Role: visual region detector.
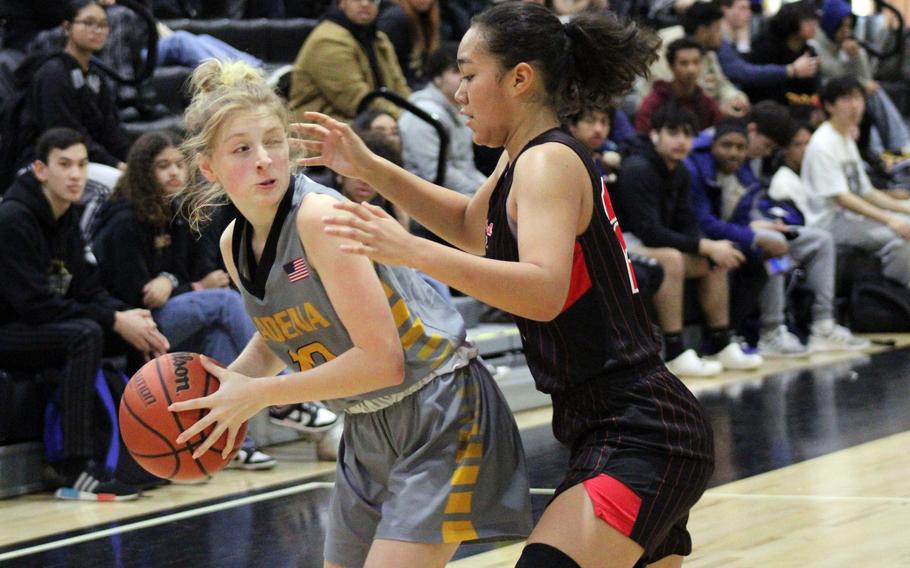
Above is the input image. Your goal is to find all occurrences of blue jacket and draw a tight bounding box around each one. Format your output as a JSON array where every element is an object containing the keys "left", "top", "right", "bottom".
[
  {"left": 716, "top": 40, "right": 788, "bottom": 89},
  {"left": 684, "top": 131, "right": 762, "bottom": 254}
]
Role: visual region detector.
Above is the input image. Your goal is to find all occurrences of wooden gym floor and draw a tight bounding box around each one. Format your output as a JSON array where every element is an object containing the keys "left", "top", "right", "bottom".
[{"left": 0, "top": 334, "right": 908, "bottom": 567}]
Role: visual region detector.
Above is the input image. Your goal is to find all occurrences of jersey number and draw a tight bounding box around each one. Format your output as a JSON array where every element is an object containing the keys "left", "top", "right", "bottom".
[
  {"left": 600, "top": 177, "right": 639, "bottom": 294},
  {"left": 289, "top": 342, "right": 336, "bottom": 371}
]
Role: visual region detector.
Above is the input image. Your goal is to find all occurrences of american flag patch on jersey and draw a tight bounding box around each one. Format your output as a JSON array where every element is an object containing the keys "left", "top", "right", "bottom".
[{"left": 283, "top": 257, "right": 310, "bottom": 282}]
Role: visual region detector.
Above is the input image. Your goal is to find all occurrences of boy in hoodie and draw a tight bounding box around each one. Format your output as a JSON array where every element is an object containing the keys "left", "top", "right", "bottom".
[
  {"left": 0, "top": 128, "right": 170, "bottom": 501},
  {"left": 812, "top": 0, "right": 910, "bottom": 157},
  {"left": 686, "top": 118, "right": 869, "bottom": 356},
  {"left": 636, "top": 37, "right": 723, "bottom": 134},
  {"left": 615, "top": 106, "right": 763, "bottom": 376},
  {"left": 399, "top": 42, "right": 486, "bottom": 197}
]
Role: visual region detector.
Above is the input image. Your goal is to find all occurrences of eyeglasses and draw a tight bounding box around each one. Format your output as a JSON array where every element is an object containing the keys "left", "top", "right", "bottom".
[{"left": 73, "top": 19, "right": 110, "bottom": 31}]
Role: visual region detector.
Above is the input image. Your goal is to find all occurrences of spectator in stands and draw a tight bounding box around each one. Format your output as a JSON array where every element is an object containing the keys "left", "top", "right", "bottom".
[
  {"left": 746, "top": 0, "right": 821, "bottom": 106},
  {"left": 565, "top": 106, "right": 622, "bottom": 183},
  {"left": 813, "top": 0, "right": 910, "bottom": 157},
  {"left": 801, "top": 76, "right": 910, "bottom": 288},
  {"left": 92, "top": 131, "right": 279, "bottom": 470},
  {"left": 615, "top": 107, "right": 763, "bottom": 375},
  {"left": 717, "top": 31, "right": 818, "bottom": 108},
  {"left": 636, "top": 37, "right": 723, "bottom": 133},
  {"left": 351, "top": 108, "right": 402, "bottom": 152},
  {"left": 378, "top": 0, "right": 441, "bottom": 89},
  {"left": 16, "top": 0, "right": 130, "bottom": 172},
  {"left": 720, "top": 0, "right": 752, "bottom": 53},
  {"left": 0, "top": 128, "right": 169, "bottom": 500},
  {"left": 687, "top": 118, "right": 869, "bottom": 355},
  {"left": 636, "top": 1, "right": 749, "bottom": 118},
  {"left": 399, "top": 42, "right": 486, "bottom": 196},
  {"left": 289, "top": 0, "right": 410, "bottom": 122}
]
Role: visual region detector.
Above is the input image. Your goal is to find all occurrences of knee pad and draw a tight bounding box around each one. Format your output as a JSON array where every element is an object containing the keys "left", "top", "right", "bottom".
[{"left": 515, "top": 543, "right": 581, "bottom": 568}]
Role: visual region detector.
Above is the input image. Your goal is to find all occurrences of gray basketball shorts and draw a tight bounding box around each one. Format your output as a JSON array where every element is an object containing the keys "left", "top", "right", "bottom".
[{"left": 323, "top": 358, "right": 533, "bottom": 567}]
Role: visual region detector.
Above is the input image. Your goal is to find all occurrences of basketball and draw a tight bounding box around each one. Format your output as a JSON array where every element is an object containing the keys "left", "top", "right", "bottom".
[{"left": 118, "top": 352, "right": 248, "bottom": 482}]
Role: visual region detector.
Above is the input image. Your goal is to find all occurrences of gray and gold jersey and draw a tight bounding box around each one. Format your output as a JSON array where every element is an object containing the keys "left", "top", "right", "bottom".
[{"left": 232, "top": 175, "right": 470, "bottom": 413}]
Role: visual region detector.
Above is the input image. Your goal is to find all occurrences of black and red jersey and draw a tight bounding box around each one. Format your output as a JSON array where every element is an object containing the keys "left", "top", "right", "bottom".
[{"left": 485, "top": 127, "right": 663, "bottom": 396}]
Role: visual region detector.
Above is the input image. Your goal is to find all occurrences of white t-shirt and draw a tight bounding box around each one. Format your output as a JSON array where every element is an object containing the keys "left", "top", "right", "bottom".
[
  {"left": 800, "top": 121, "right": 873, "bottom": 230},
  {"left": 768, "top": 165, "right": 806, "bottom": 216}
]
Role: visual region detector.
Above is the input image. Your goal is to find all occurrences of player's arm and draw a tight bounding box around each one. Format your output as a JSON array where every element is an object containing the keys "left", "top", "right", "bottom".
[
  {"left": 833, "top": 192, "right": 894, "bottom": 224},
  {"left": 399, "top": 144, "right": 585, "bottom": 321},
  {"left": 247, "top": 195, "right": 405, "bottom": 406},
  {"left": 356, "top": 149, "right": 507, "bottom": 255},
  {"left": 217, "top": 221, "right": 287, "bottom": 378},
  {"left": 295, "top": 113, "right": 507, "bottom": 254},
  {"left": 864, "top": 188, "right": 910, "bottom": 216}
]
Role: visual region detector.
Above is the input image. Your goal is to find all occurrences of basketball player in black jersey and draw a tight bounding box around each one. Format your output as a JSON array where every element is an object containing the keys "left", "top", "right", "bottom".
[{"left": 300, "top": 4, "right": 715, "bottom": 567}]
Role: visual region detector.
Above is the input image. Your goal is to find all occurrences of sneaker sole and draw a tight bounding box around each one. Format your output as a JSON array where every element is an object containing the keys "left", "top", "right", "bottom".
[
  {"left": 269, "top": 417, "right": 338, "bottom": 434},
  {"left": 55, "top": 488, "right": 140, "bottom": 502},
  {"left": 224, "top": 460, "right": 278, "bottom": 471}
]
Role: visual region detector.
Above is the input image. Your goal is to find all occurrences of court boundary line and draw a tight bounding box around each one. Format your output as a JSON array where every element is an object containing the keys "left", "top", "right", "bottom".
[
  {"left": 706, "top": 492, "right": 910, "bottom": 503},
  {"left": 0, "top": 481, "right": 335, "bottom": 562},
  {"left": 0, "top": 484, "right": 559, "bottom": 562}
]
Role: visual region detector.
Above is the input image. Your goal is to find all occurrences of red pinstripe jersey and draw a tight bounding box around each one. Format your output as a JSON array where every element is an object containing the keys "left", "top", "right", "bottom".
[{"left": 484, "top": 127, "right": 662, "bottom": 396}]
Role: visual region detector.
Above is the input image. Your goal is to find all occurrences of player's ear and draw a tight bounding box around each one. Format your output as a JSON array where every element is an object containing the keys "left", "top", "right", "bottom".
[{"left": 196, "top": 155, "right": 217, "bottom": 183}]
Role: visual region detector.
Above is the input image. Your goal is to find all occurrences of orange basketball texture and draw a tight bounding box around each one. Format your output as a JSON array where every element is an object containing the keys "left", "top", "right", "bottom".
[{"left": 118, "top": 352, "right": 248, "bottom": 482}]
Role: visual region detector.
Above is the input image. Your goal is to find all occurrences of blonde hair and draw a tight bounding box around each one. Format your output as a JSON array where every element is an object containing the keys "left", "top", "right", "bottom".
[{"left": 180, "top": 59, "right": 291, "bottom": 231}]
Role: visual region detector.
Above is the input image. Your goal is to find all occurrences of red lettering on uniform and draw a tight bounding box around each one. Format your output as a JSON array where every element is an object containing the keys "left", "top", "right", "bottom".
[
  {"left": 601, "top": 178, "right": 639, "bottom": 294},
  {"left": 562, "top": 242, "right": 592, "bottom": 312}
]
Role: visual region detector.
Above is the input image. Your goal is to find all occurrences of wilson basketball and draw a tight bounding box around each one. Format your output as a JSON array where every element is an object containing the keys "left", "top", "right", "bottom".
[{"left": 118, "top": 352, "right": 248, "bottom": 482}]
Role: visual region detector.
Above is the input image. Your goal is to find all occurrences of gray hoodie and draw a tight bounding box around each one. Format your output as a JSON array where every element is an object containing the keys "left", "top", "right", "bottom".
[{"left": 399, "top": 83, "right": 487, "bottom": 196}]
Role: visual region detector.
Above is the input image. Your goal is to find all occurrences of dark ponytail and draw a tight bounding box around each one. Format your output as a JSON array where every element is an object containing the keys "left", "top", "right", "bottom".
[{"left": 472, "top": 3, "right": 660, "bottom": 119}]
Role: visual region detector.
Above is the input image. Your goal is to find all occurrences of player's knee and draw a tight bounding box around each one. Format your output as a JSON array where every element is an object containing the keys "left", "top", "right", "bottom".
[{"left": 515, "top": 543, "right": 581, "bottom": 568}]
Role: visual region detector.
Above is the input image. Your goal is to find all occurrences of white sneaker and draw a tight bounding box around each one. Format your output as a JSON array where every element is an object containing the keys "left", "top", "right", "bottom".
[
  {"left": 713, "top": 342, "right": 764, "bottom": 370},
  {"left": 665, "top": 349, "right": 723, "bottom": 377},
  {"left": 758, "top": 325, "right": 809, "bottom": 358},
  {"left": 808, "top": 320, "right": 871, "bottom": 352}
]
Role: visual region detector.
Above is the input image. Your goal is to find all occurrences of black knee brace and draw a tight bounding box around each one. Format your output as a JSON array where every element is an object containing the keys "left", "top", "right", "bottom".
[{"left": 515, "top": 543, "right": 581, "bottom": 568}]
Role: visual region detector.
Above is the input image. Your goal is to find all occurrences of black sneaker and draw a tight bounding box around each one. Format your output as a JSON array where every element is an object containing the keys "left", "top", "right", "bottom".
[
  {"left": 269, "top": 402, "right": 339, "bottom": 434},
  {"left": 55, "top": 461, "right": 141, "bottom": 502}
]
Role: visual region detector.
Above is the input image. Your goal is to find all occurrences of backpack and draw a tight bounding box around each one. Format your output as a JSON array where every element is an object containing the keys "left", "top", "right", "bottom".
[
  {"left": 849, "top": 281, "right": 910, "bottom": 332},
  {"left": 43, "top": 364, "right": 163, "bottom": 487}
]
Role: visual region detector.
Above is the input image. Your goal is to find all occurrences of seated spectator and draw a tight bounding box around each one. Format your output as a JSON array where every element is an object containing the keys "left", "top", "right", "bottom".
[
  {"left": 399, "top": 42, "right": 486, "bottom": 196},
  {"left": 746, "top": 0, "right": 821, "bottom": 107},
  {"left": 565, "top": 106, "right": 622, "bottom": 183},
  {"left": 16, "top": 0, "right": 130, "bottom": 172},
  {"left": 687, "top": 118, "right": 868, "bottom": 356},
  {"left": 289, "top": 0, "right": 411, "bottom": 122},
  {"left": 634, "top": 2, "right": 748, "bottom": 118},
  {"left": 801, "top": 76, "right": 910, "bottom": 288},
  {"left": 0, "top": 128, "right": 169, "bottom": 500},
  {"left": 615, "top": 107, "right": 763, "bottom": 375},
  {"left": 92, "top": 131, "right": 278, "bottom": 470},
  {"left": 378, "top": 0, "right": 442, "bottom": 89},
  {"left": 720, "top": 0, "right": 752, "bottom": 54},
  {"left": 813, "top": 0, "right": 910, "bottom": 157},
  {"left": 636, "top": 37, "right": 723, "bottom": 133},
  {"left": 352, "top": 108, "right": 402, "bottom": 152}
]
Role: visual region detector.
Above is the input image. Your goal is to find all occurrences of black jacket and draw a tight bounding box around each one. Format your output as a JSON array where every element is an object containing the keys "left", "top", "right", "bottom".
[
  {"left": 0, "top": 172, "right": 126, "bottom": 328},
  {"left": 17, "top": 52, "right": 130, "bottom": 169},
  {"left": 93, "top": 199, "right": 208, "bottom": 308},
  {"left": 614, "top": 134, "right": 702, "bottom": 254}
]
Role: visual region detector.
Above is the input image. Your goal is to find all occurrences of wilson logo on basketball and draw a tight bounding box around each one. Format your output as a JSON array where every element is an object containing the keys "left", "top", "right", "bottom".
[
  {"left": 134, "top": 373, "right": 157, "bottom": 407},
  {"left": 172, "top": 352, "right": 193, "bottom": 393}
]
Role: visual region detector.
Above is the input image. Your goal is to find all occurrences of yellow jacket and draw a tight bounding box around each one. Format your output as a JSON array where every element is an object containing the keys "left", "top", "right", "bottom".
[{"left": 289, "top": 20, "right": 411, "bottom": 122}]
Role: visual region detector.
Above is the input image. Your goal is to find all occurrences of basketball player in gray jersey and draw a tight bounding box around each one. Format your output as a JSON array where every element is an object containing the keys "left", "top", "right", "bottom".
[{"left": 168, "top": 60, "right": 531, "bottom": 568}]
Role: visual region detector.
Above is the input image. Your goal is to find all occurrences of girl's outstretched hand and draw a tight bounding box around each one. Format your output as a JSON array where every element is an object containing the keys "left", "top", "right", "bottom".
[
  {"left": 168, "top": 356, "right": 263, "bottom": 460},
  {"left": 291, "top": 112, "right": 376, "bottom": 180},
  {"left": 323, "top": 201, "right": 420, "bottom": 267}
]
